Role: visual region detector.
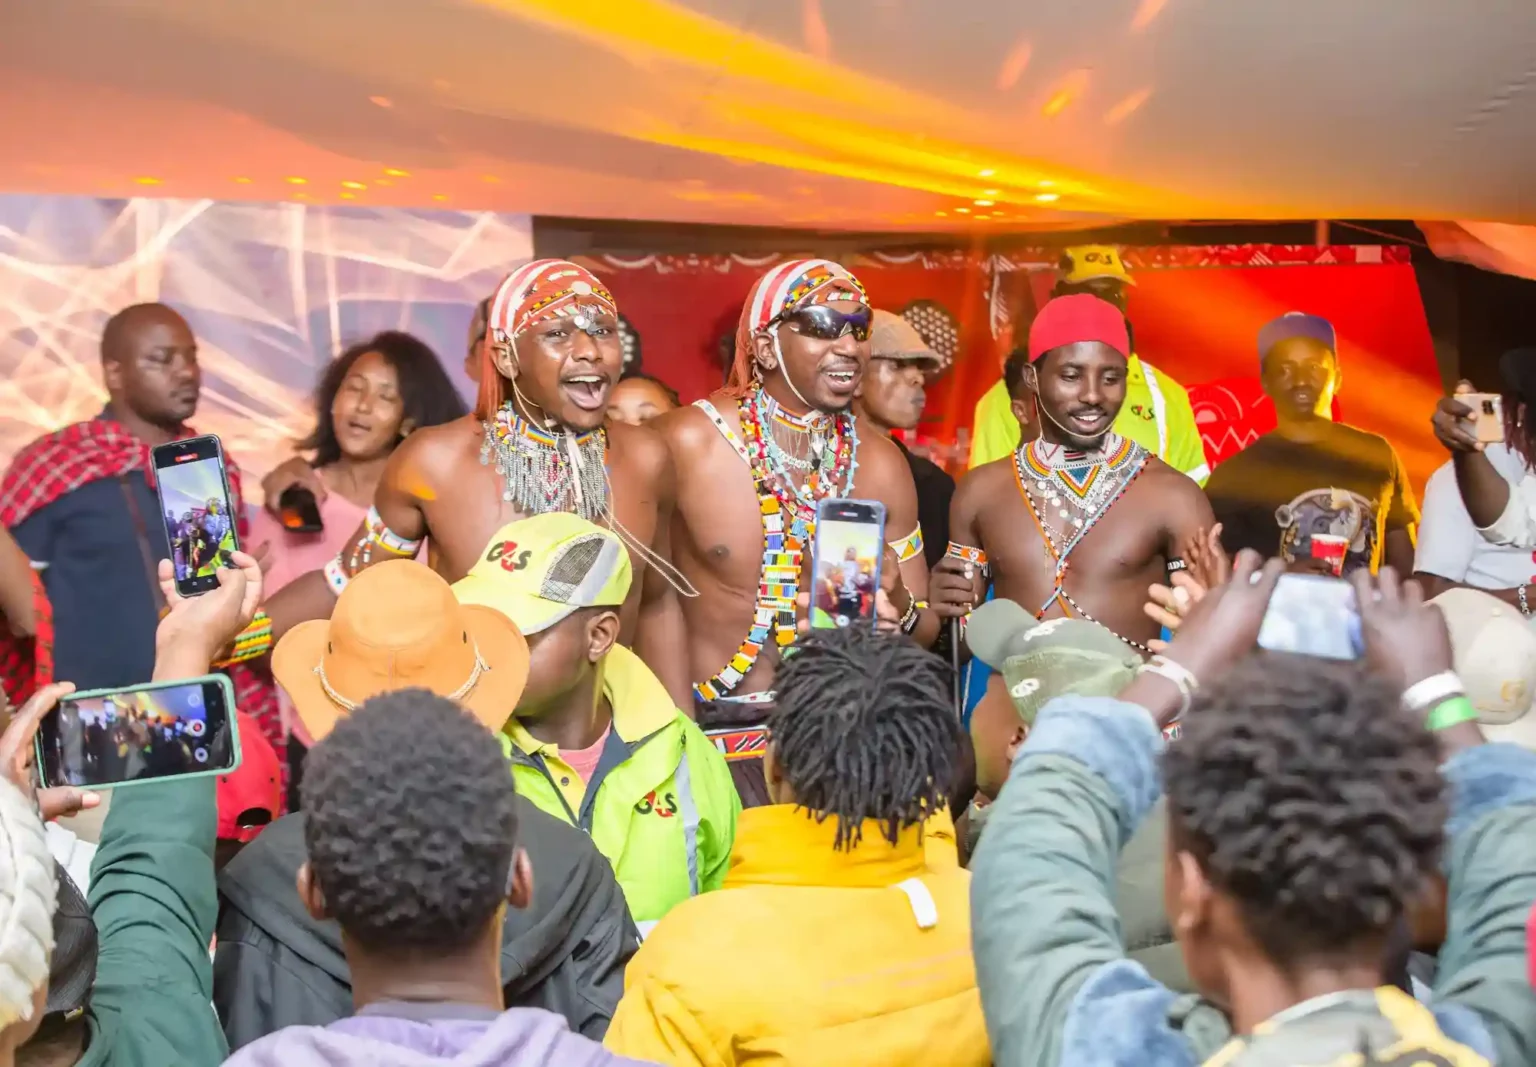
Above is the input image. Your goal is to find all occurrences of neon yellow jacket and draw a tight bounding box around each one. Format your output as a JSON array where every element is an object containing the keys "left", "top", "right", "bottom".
[
  {"left": 968, "top": 355, "right": 1210, "bottom": 484},
  {"left": 605, "top": 804, "right": 988, "bottom": 1066},
  {"left": 499, "top": 645, "right": 740, "bottom": 926}
]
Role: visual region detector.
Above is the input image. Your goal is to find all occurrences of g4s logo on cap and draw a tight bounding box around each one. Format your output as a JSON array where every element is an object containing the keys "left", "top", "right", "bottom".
[{"left": 485, "top": 540, "right": 533, "bottom": 573}]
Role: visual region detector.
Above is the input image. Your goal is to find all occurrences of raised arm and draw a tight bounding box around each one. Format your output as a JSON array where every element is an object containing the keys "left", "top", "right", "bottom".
[
  {"left": 84, "top": 552, "right": 263, "bottom": 1065},
  {"left": 864, "top": 434, "right": 941, "bottom": 648},
  {"left": 262, "top": 429, "right": 435, "bottom": 640}
]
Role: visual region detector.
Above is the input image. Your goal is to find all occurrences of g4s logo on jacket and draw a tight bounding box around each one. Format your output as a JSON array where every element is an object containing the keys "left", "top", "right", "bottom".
[
  {"left": 634, "top": 791, "right": 679, "bottom": 818},
  {"left": 485, "top": 540, "right": 533, "bottom": 572}
]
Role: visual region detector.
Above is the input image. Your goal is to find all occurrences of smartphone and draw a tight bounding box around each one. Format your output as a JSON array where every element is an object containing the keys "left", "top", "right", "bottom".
[
  {"left": 809, "top": 499, "right": 886, "bottom": 631},
  {"left": 1460, "top": 392, "right": 1505, "bottom": 444},
  {"left": 277, "top": 486, "right": 325, "bottom": 534},
  {"left": 1255, "top": 573, "right": 1364, "bottom": 661},
  {"left": 36, "top": 675, "right": 241, "bottom": 790},
  {"left": 152, "top": 435, "right": 241, "bottom": 596}
]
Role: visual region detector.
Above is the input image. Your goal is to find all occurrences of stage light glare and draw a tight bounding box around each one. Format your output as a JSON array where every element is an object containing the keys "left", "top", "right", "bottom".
[
  {"left": 974, "top": 199, "right": 995, "bottom": 206},
  {"left": 983, "top": 188, "right": 1000, "bottom": 196},
  {"left": 286, "top": 177, "right": 308, "bottom": 185},
  {"left": 232, "top": 177, "right": 252, "bottom": 184},
  {"left": 955, "top": 207, "right": 971, "bottom": 214},
  {"left": 978, "top": 169, "right": 996, "bottom": 178},
  {"left": 134, "top": 177, "right": 162, "bottom": 186},
  {"left": 341, "top": 181, "right": 367, "bottom": 190},
  {"left": 1036, "top": 192, "right": 1060, "bottom": 203},
  {"left": 432, "top": 194, "right": 449, "bottom": 202},
  {"left": 384, "top": 168, "right": 410, "bottom": 178},
  {"left": 369, "top": 95, "right": 393, "bottom": 109}
]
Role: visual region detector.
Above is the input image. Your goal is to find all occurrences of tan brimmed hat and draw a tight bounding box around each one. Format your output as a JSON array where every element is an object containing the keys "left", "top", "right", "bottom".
[{"left": 272, "top": 560, "right": 529, "bottom": 742}]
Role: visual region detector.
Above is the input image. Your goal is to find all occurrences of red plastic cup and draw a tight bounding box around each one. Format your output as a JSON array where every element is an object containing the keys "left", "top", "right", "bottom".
[{"left": 1309, "top": 534, "right": 1349, "bottom": 577}]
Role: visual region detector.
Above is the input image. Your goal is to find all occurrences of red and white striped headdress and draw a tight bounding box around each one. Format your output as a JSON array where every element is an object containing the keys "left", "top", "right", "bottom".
[
  {"left": 728, "top": 259, "right": 868, "bottom": 393},
  {"left": 477, "top": 259, "right": 618, "bottom": 419}
]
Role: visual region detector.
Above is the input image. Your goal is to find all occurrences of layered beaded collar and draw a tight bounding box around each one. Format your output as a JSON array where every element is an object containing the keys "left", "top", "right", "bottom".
[
  {"left": 691, "top": 390, "right": 860, "bottom": 701},
  {"left": 479, "top": 404, "right": 608, "bottom": 521}
]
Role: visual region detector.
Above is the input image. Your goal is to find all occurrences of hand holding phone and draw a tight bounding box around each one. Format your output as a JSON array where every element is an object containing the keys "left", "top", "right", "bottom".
[
  {"left": 0, "top": 681, "right": 102, "bottom": 819},
  {"left": 152, "top": 435, "right": 241, "bottom": 597},
  {"left": 1458, "top": 392, "right": 1505, "bottom": 444},
  {"left": 809, "top": 499, "right": 887, "bottom": 631},
  {"left": 1255, "top": 573, "right": 1363, "bottom": 660},
  {"left": 277, "top": 486, "right": 325, "bottom": 534},
  {"left": 36, "top": 676, "right": 240, "bottom": 790}
]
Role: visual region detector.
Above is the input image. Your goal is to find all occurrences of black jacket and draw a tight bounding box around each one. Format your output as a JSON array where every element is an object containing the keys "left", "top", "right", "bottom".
[{"left": 213, "top": 798, "right": 639, "bottom": 1051}]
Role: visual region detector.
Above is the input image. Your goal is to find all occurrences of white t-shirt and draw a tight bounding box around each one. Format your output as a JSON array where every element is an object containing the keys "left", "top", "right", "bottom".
[{"left": 1416, "top": 444, "right": 1536, "bottom": 588}]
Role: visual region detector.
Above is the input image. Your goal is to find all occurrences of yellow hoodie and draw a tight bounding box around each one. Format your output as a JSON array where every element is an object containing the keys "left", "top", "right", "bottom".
[{"left": 604, "top": 804, "right": 988, "bottom": 1066}]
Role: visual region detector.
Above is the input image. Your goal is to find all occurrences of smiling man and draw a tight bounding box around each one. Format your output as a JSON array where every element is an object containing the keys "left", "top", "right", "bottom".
[
  {"left": 655, "top": 260, "right": 937, "bottom": 806},
  {"left": 932, "top": 294, "right": 1213, "bottom": 656},
  {"left": 1203, "top": 312, "right": 1418, "bottom": 576},
  {"left": 263, "top": 260, "right": 688, "bottom": 702}
]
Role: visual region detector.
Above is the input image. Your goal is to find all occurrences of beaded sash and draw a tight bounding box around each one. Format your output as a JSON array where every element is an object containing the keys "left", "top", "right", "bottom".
[
  {"left": 691, "top": 397, "right": 858, "bottom": 701},
  {"left": 1014, "top": 435, "right": 1151, "bottom": 653}
]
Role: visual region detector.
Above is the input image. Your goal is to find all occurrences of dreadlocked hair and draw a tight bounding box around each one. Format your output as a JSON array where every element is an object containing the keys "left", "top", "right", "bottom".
[
  {"left": 1163, "top": 654, "right": 1445, "bottom": 969},
  {"left": 768, "top": 626, "right": 961, "bottom": 852}
]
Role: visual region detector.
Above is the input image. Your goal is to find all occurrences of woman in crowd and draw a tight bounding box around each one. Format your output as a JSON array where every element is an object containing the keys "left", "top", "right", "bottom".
[{"left": 252, "top": 331, "right": 465, "bottom": 797}]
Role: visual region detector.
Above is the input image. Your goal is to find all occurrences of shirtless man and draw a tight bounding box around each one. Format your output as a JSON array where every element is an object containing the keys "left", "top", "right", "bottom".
[
  {"left": 932, "top": 293, "right": 1213, "bottom": 653},
  {"left": 262, "top": 260, "right": 688, "bottom": 701},
  {"left": 656, "top": 259, "right": 937, "bottom": 804}
]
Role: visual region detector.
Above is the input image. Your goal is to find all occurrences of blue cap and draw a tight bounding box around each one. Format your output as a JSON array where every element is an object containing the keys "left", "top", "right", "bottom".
[{"left": 1258, "top": 312, "right": 1336, "bottom": 362}]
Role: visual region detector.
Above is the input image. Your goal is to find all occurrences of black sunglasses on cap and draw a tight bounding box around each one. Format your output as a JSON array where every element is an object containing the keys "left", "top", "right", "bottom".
[{"left": 771, "top": 305, "right": 873, "bottom": 343}]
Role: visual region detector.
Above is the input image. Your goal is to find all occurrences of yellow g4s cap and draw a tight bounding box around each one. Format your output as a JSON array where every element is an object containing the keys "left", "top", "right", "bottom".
[
  {"left": 1058, "top": 245, "right": 1136, "bottom": 287},
  {"left": 452, "top": 513, "right": 632, "bottom": 636}
]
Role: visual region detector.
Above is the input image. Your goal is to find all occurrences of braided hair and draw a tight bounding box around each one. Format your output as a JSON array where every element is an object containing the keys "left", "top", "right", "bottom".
[
  {"left": 0, "top": 777, "right": 55, "bottom": 1029},
  {"left": 769, "top": 627, "right": 961, "bottom": 851},
  {"left": 1163, "top": 654, "right": 1445, "bottom": 967}
]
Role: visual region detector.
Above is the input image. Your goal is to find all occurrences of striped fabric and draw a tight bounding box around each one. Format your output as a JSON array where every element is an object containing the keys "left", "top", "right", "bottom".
[{"left": 727, "top": 258, "right": 869, "bottom": 392}]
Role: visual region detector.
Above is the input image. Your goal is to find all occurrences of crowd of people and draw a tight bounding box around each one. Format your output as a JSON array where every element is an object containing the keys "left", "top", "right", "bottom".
[{"left": 0, "top": 246, "right": 1529, "bottom": 1066}]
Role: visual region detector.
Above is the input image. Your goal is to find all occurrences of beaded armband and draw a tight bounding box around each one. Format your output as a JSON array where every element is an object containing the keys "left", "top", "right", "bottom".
[
  {"left": 323, "top": 557, "right": 349, "bottom": 596},
  {"left": 888, "top": 526, "right": 924, "bottom": 564},
  {"left": 214, "top": 611, "right": 272, "bottom": 667},
  {"left": 946, "top": 542, "right": 987, "bottom": 566},
  {"left": 342, "top": 506, "right": 424, "bottom": 575}
]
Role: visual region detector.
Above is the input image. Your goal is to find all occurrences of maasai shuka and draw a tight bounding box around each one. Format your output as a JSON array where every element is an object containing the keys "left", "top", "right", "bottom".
[
  {"left": 478, "top": 259, "right": 619, "bottom": 419},
  {"left": 0, "top": 417, "right": 282, "bottom": 796},
  {"left": 728, "top": 258, "right": 870, "bottom": 393}
]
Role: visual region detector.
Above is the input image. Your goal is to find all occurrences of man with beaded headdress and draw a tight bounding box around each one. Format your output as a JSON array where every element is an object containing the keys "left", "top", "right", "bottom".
[
  {"left": 930, "top": 293, "right": 1214, "bottom": 659},
  {"left": 654, "top": 259, "right": 940, "bottom": 806},
  {"left": 262, "top": 260, "right": 691, "bottom": 704}
]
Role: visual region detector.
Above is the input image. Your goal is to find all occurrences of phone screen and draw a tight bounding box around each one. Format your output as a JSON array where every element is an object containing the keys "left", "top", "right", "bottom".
[
  {"left": 153, "top": 436, "right": 240, "bottom": 595},
  {"left": 39, "top": 679, "right": 236, "bottom": 789},
  {"left": 1256, "top": 573, "right": 1364, "bottom": 660},
  {"left": 810, "top": 499, "right": 887, "bottom": 631}
]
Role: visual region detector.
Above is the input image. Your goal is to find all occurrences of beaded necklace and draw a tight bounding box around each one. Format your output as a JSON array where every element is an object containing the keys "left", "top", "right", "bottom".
[
  {"left": 1014, "top": 434, "right": 1151, "bottom": 653},
  {"left": 692, "top": 392, "right": 858, "bottom": 702},
  {"left": 479, "top": 404, "right": 608, "bottom": 521}
]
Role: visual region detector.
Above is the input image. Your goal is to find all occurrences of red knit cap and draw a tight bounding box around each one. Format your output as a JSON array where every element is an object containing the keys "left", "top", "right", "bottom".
[{"left": 1028, "top": 293, "right": 1130, "bottom": 363}]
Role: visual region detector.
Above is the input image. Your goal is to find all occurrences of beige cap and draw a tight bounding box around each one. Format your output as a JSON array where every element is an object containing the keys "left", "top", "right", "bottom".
[
  {"left": 1429, "top": 588, "right": 1536, "bottom": 749},
  {"left": 870, "top": 310, "right": 939, "bottom": 365}
]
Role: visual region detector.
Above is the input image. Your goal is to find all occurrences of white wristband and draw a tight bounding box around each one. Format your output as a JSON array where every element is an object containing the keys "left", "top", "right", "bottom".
[
  {"left": 1137, "top": 655, "right": 1199, "bottom": 722},
  {"left": 1401, "top": 670, "right": 1464, "bottom": 715}
]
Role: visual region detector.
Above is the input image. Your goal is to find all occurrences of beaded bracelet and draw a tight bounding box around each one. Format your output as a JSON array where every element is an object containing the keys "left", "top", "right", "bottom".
[
  {"left": 1425, "top": 695, "right": 1480, "bottom": 732},
  {"left": 214, "top": 611, "right": 272, "bottom": 667},
  {"left": 898, "top": 596, "right": 921, "bottom": 635},
  {"left": 945, "top": 542, "right": 987, "bottom": 566},
  {"left": 323, "top": 557, "right": 349, "bottom": 596}
]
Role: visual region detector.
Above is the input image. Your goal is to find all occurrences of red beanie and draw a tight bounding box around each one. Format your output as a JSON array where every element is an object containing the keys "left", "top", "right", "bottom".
[
  {"left": 218, "top": 710, "right": 282, "bottom": 843},
  {"left": 1029, "top": 293, "right": 1130, "bottom": 364}
]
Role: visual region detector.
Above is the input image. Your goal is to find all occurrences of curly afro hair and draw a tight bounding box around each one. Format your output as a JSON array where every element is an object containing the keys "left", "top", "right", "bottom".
[
  {"left": 769, "top": 626, "right": 961, "bottom": 851},
  {"left": 1163, "top": 655, "right": 1446, "bottom": 965},
  {"left": 301, "top": 689, "right": 519, "bottom": 954}
]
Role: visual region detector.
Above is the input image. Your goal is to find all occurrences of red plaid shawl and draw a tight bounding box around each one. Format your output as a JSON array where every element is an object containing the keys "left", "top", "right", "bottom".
[{"left": 0, "top": 418, "right": 280, "bottom": 753}]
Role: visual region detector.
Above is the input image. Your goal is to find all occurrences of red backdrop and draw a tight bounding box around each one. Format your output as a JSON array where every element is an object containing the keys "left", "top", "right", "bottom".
[{"left": 583, "top": 245, "right": 1442, "bottom": 493}]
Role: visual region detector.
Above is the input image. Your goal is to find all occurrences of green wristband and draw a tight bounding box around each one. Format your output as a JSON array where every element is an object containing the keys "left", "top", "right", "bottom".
[{"left": 1425, "top": 695, "right": 1479, "bottom": 732}]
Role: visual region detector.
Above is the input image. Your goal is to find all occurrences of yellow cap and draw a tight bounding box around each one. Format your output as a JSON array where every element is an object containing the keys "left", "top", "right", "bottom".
[
  {"left": 1058, "top": 245, "right": 1136, "bottom": 287},
  {"left": 452, "top": 513, "right": 631, "bottom": 635}
]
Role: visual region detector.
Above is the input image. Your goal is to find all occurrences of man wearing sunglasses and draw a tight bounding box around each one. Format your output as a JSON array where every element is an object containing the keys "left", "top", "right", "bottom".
[{"left": 654, "top": 260, "right": 939, "bottom": 808}]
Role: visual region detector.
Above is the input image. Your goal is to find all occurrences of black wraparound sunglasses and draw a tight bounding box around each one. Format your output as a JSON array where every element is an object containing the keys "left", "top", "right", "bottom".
[{"left": 771, "top": 305, "right": 873, "bottom": 342}]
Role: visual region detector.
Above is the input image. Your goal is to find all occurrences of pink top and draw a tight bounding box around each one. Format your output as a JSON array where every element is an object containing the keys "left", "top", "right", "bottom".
[
  {"left": 561, "top": 723, "right": 612, "bottom": 784},
  {"left": 249, "top": 488, "right": 368, "bottom": 746},
  {"left": 247, "top": 490, "right": 368, "bottom": 597}
]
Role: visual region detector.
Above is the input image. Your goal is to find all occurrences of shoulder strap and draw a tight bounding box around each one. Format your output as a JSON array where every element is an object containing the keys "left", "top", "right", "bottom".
[
  {"left": 693, "top": 399, "right": 752, "bottom": 467},
  {"left": 118, "top": 477, "right": 167, "bottom": 612}
]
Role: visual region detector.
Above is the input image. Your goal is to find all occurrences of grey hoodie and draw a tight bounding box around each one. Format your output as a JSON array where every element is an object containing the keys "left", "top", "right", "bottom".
[{"left": 222, "top": 1001, "right": 655, "bottom": 1066}]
